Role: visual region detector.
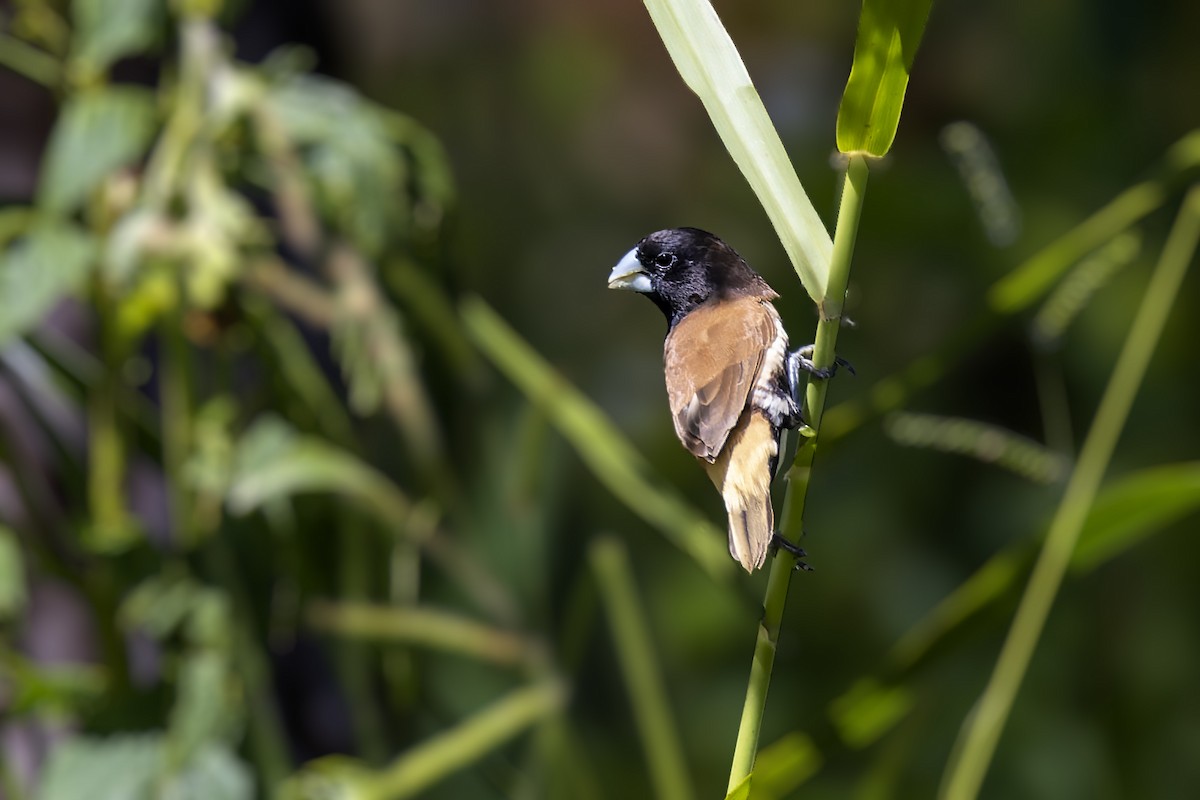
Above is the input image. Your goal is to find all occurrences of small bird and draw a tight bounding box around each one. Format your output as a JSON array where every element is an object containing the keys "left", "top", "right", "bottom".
[{"left": 608, "top": 227, "right": 828, "bottom": 572}]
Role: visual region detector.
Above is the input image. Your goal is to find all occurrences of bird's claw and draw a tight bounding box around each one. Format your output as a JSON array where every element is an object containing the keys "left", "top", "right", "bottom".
[
  {"left": 771, "top": 532, "right": 813, "bottom": 572},
  {"left": 789, "top": 345, "right": 856, "bottom": 381},
  {"left": 786, "top": 346, "right": 855, "bottom": 413}
]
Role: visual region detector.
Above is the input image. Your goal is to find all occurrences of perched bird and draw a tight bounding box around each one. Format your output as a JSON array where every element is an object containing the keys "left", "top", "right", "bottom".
[{"left": 608, "top": 227, "right": 827, "bottom": 572}]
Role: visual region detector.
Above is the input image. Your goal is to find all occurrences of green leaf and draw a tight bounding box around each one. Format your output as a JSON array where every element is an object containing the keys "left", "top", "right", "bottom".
[
  {"left": 38, "top": 733, "right": 163, "bottom": 800},
  {"left": 72, "top": 0, "right": 163, "bottom": 74},
  {"left": 828, "top": 679, "right": 916, "bottom": 749},
  {"left": 0, "top": 207, "right": 35, "bottom": 248},
  {"left": 168, "top": 652, "right": 238, "bottom": 769},
  {"left": 38, "top": 86, "right": 157, "bottom": 215},
  {"left": 0, "top": 222, "right": 96, "bottom": 346},
  {"left": 642, "top": 0, "right": 832, "bottom": 302},
  {"left": 836, "top": 0, "right": 933, "bottom": 156},
  {"left": 747, "top": 732, "right": 823, "bottom": 798},
  {"left": 227, "top": 415, "right": 411, "bottom": 528},
  {"left": 0, "top": 655, "right": 105, "bottom": 716},
  {"left": 1071, "top": 462, "right": 1200, "bottom": 572},
  {"left": 0, "top": 525, "right": 25, "bottom": 619},
  {"left": 724, "top": 774, "right": 751, "bottom": 800},
  {"left": 167, "top": 743, "right": 254, "bottom": 800},
  {"left": 120, "top": 572, "right": 208, "bottom": 640},
  {"left": 987, "top": 181, "right": 1165, "bottom": 314},
  {"left": 461, "top": 297, "right": 732, "bottom": 581},
  {"left": 267, "top": 75, "right": 409, "bottom": 256},
  {"left": 37, "top": 734, "right": 252, "bottom": 800}
]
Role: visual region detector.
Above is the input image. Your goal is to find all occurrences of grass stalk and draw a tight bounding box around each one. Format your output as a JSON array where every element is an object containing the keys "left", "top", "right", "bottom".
[
  {"left": 308, "top": 600, "right": 537, "bottom": 668},
  {"left": 159, "top": 312, "right": 196, "bottom": 546},
  {"left": 591, "top": 536, "right": 695, "bottom": 800},
  {"left": 0, "top": 33, "right": 61, "bottom": 88},
  {"left": 939, "top": 185, "right": 1200, "bottom": 799},
  {"left": 727, "top": 154, "right": 869, "bottom": 792},
  {"left": 360, "top": 680, "right": 566, "bottom": 800}
]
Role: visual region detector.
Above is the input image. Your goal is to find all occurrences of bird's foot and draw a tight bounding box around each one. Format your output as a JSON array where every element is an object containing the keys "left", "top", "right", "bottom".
[
  {"left": 771, "top": 532, "right": 813, "bottom": 572},
  {"left": 786, "top": 346, "right": 855, "bottom": 418},
  {"left": 789, "top": 345, "right": 856, "bottom": 382}
]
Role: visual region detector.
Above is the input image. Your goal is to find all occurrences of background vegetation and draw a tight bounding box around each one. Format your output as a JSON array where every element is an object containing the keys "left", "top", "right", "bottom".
[{"left": 1, "top": 1, "right": 1198, "bottom": 798}]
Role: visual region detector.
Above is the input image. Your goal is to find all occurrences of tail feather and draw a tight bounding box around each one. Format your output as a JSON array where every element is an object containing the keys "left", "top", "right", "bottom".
[
  {"left": 704, "top": 411, "right": 778, "bottom": 572},
  {"left": 725, "top": 485, "right": 773, "bottom": 572}
]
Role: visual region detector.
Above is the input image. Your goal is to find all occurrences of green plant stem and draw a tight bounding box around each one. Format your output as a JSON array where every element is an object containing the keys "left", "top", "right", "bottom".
[
  {"left": 591, "top": 536, "right": 695, "bottom": 800},
  {"left": 727, "top": 154, "right": 869, "bottom": 793},
  {"left": 336, "top": 511, "right": 388, "bottom": 765},
  {"left": 0, "top": 33, "right": 61, "bottom": 88},
  {"left": 197, "top": 538, "right": 291, "bottom": 790},
  {"left": 142, "top": 19, "right": 215, "bottom": 210},
  {"left": 159, "top": 314, "right": 195, "bottom": 545},
  {"left": 244, "top": 258, "right": 338, "bottom": 329},
  {"left": 307, "top": 600, "right": 538, "bottom": 668},
  {"left": 940, "top": 185, "right": 1200, "bottom": 800},
  {"left": 87, "top": 282, "right": 135, "bottom": 552},
  {"left": 360, "top": 680, "right": 566, "bottom": 800}
]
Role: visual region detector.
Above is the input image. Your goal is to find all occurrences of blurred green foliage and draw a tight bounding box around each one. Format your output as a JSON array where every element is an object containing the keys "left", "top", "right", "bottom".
[{"left": 0, "top": 1, "right": 1199, "bottom": 799}]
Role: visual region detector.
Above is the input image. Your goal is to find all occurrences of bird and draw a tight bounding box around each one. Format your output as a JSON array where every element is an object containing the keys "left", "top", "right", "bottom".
[{"left": 608, "top": 227, "right": 831, "bottom": 572}]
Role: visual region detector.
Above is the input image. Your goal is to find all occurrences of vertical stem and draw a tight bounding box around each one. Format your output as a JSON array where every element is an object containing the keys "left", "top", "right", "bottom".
[
  {"left": 939, "top": 185, "right": 1200, "bottom": 800},
  {"left": 160, "top": 312, "right": 195, "bottom": 546},
  {"left": 591, "top": 536, "right": 695, "bottom": 800},
  {"left": 201, "top": 540, "right": 293, "bottom": 790},
  {"left": 727, "top": 154, "right": 869, "bottom": 793},
  {"left": 87, "top": 281, "right": 136, "bottom": 552},
  {"left": 336, "top": 510, "right": 389, "bottom": 764}
]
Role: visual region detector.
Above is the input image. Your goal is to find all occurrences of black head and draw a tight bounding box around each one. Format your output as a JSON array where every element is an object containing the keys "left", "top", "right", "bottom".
[{"left": 608, "top": 228, "right": 775, "bottom": 328}]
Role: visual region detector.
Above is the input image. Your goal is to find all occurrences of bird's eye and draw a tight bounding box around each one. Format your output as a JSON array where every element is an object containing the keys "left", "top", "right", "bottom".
[{"left": 653, "top": 252, "right": 675, "bottom": 269}]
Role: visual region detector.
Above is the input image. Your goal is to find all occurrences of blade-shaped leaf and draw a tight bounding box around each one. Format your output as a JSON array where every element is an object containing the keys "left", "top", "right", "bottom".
[
  {"left": 748, "top": 732, "right": 823, "bottom": 798},
  {"left": 0, "top": 222, "right": 96, "bottom": 346},
  {"left": 724, "top": 774, "right": 751, "bottom": 800},
  {"left": 227, "top": 415, "right": 411, "bottom": 528},
  {"left": 836, "top": 0, "right": 933, "bottom": 156},
  {"left": 1071, "top": 461, "right": 1200, "bottom": 572},
  {"left": 642, "top": 0, "right": 832, "bottom": 302},
  {"left": 829, "top": 678, "right": 915, "bottom": 749},
  {"left": 38, "top": 86, "right": 157, "bottom": 215},
  {"left": 461, "top": 297, "right": 731, "bottom": 580},
  {"left": 72, "top": 0, "right": 163, "bottom": 74}
]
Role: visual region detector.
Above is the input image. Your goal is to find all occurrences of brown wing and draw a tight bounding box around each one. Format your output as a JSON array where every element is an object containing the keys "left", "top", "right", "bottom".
[{"left": 663, "top": 297, "right": 776, "bottom": 462}]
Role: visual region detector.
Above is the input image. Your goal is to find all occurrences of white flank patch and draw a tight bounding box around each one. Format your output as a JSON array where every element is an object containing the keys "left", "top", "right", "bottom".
[{"left": 751, "top": 304, "right": 791, "bottom": 424}]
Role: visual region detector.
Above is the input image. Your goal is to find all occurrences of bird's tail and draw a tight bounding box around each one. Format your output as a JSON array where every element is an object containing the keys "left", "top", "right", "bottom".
[{"left": 705, "top": 412, "right": 777, "bottom": 572}]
